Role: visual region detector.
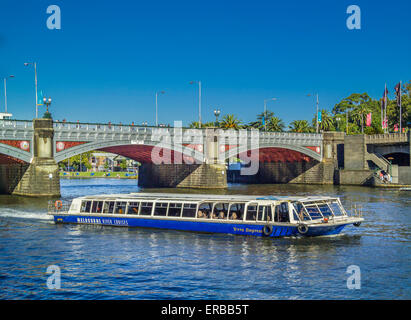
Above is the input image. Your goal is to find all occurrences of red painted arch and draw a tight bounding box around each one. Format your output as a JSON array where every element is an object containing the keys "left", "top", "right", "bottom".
[
  {"left": 99, "top": 144, "right": 196, "bottom": 164},
  {"left": 236, "top": 147, "right": 315, "bottom": 163},
  {"left": 0, "top": 154, "right": 27, "bottom": 165}
]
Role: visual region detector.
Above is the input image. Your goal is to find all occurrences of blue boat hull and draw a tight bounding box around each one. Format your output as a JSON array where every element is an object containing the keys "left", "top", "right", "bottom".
[{"left": 52, "top": 214, "right": 351, "bottom": 237}]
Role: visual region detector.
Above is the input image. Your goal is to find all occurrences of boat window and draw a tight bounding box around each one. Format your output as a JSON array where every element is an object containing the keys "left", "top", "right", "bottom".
[
  {"left": 329, "top": 201, "right": 343, "bottom": 216},
  {"left": 213, "top": 202, "right": 229, "bottom": 219},
  {"left": 198, "top": 202, "right": 213, "bottom": 219},
  {"left": 154, "top": 202, "right": 168, "bottom": 216},
  {"left": 246, "top": 204, "right": 257, "bottom": 221},
  {"left": 318, "top": 203, "right": 333, "bottom": 217},
  {"left": 257, "top": 205, "right": 272, "bottom": 222},
  {"left": 103, "top": 201, "right": 115, "bottom": 214},
  {"left": 115, "top": 201, "right": 127, "bottom": 214},
  {"left": 274, "top": 202, "right": 289, "bottom": 222},
  {"left": 304, "top": 205, "right": 323, "bottom": 220},
  {"left": 182, "top": 203, "right": 197, "bottom": 218},
  {"left": 228, "top": 203, "right": 245, "bottom": 220},
  {"left": 292, "top": 202, "right": 311, "bottom": 221},
  {"left": 80, "top": 201, "right": 92, "bottom": 213},
  {"left": 140, "top": 202, "right": 153, "bottom": 216},
  {"left": 91, "top": 201, "right": 103, "bottom": 213},
  {"left": 127, "top": 202, "right": 140, "bottom": 215},
  {"left": 167, "top": 203, "right": 182, "bottom": 217}
]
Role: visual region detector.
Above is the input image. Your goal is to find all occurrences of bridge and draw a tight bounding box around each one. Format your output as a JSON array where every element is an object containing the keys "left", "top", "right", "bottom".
[{"left": 0, "top": 118, "right": 410, "bottom": 196}]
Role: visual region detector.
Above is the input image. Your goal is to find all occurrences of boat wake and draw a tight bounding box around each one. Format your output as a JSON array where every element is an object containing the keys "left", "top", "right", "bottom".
[{"left": 0, "top": 208, "right": 52, "bottom": 221}]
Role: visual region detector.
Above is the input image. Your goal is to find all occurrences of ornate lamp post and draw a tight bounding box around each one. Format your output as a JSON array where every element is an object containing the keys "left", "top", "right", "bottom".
[
  {"left": 43, "top": 96, "right": 52, "bottom": 119},
  {"left": 213, "top": 108, "right": 221, "bottom": 127}
]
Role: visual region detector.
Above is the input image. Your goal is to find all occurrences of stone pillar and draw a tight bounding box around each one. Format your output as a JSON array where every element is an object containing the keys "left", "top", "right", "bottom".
[
  {"left": 11, "top": 118, "right": 61, "bottom": 197},
  {"left": 138, "top": 163, "right": 227, "bottom": 189},
  {"left": 343, "top": 134, "right": 367, "bottom": 170},
  {"left": 338, "top": 134, "right": 375, "bottom": 185},
  {"left": 138, "top": 128, "right": 227, "bottom": 189}
]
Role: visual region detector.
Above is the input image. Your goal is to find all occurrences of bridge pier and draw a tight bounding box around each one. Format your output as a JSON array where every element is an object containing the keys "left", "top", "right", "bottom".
[
  {"left": 138, "top": 163, "right": 227, "bottom": 189},
  {"left": 11, "top": 119, "right": 60, "bottom": 197},
  {"left": 138, "top": 128, "right": 227, "bottom": 189}
]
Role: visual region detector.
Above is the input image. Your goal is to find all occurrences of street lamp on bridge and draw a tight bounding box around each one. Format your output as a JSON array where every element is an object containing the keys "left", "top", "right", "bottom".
[
  {"left": 155, "top": 91, "right": 165, "bottom": 127},
  {"left": 307, "top": 93, "right": 319, "bottom": 133},
  {"left": 24, "top": 62, "right": 39, "bottom": 118},
  {"left": 43, "top": 96, "right": 52, "bottom": 119},
  {"left": 213, "top": 108, "right": 221, "bottom": 127},
  {"left": 3, "top": 75, "right": 14, "bottom": 113},
  {"left": 189, "top": 80, "right": 202, "bottom": 128},
  {"left": 264, "top": 98, "right": 277, "bottom": 131}
]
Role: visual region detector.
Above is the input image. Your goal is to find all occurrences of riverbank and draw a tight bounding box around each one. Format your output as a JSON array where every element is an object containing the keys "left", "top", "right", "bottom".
[{"left": 59, "top": 171, "right": 138, "bottom": 179}]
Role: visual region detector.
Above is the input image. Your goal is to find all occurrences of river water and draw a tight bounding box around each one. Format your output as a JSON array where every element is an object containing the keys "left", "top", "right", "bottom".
[{"left": 0, "top": 179, "right": 410, "bottom": 299}]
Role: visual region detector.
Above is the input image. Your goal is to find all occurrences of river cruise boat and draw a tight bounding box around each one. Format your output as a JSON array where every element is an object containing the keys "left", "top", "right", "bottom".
[{"left": 48, "top": 193, "right": 364, "bottom": 237}]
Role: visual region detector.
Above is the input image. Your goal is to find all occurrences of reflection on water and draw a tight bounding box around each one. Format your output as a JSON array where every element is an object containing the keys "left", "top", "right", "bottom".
[{"left": 0, "top": 178, "right": 410, "bottom": 299}]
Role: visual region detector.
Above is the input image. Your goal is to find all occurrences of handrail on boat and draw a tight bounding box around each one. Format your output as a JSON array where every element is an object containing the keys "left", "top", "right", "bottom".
[{"left": 48, "top": 200, "right": 70, "bottom": 214}]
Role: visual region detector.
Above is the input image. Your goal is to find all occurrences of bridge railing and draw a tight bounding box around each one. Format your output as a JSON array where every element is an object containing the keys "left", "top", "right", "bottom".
[
  {"left": 365, "top": 132, "right": 409, "bottom": 144},
  {"left": 0, "top": 119, "right": 33, "bottom": 129}
]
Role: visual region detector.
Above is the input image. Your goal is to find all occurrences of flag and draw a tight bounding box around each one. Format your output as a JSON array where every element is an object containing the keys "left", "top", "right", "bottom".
[
  {"left": 394, "top": 124, "right": 398, "bottom": 132},
  {"left": 262, "top": 116, "right": 265, "bottom": 126},
  {"left": 317, "top": 111, "right": 322, "bottom": 123},
  {"left": 394, "top": 82, "right": 401, "bottom": 105},
  {"left": 366, "top": 113, "right": 372, "bottom": 127},
  {"left": 383, "top": 85, "right": 388, "bottom": 100},
  {"left": 383, "top": 84, "right": 388, "bottom": 132},
  {"left": 37, "top": 90, "right": 44, "bottom": 106}
]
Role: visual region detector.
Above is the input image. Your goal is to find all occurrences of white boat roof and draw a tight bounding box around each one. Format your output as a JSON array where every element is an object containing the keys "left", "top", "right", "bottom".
[{"left": 75, "top": 193, "right": 338, "bottom": 203}]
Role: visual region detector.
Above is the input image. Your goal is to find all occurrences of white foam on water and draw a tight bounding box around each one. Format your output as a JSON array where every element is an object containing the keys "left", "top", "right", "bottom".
[{"left": 0, "top": 208, "right": 52, "bottom": 221}]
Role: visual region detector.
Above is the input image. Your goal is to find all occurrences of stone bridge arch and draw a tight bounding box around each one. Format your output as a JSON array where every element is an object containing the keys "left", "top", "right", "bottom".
[
  {"left": 0, "top": 143, "right": 31, "bottom": 163},
  {"left": 221, "top": 142, "right": 322, "bottom": 163},
  {"left": 54, "top": 139, "right": 205, "bottom": 164}
]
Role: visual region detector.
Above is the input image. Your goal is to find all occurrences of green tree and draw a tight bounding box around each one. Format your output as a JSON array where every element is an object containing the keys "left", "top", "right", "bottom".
[
  {"left": 265, "top": 116, "right": 285, "bottom": 132},
  {"left": 289, "top": 120, "right": 313, "bottom": 133},
  {"left": 60, "top": 151, "right": 93, "bottom": 171},
  {"left": 387, "top": 81, "right": 410, "bottom": 131},
  {"left": 313, "top": 109, "right": 335, "bottom": 131},
  {"left": 352, "top": 103, "right": 371, "bottom": 133},
  {"left": 219, "top": 114, "right": 242, "bottom": 130},
  {"left": 188, "top": 121, "right": 215, "bottom": 128},
  {"left": 248, "top": 109, "right": 284, "bottom": 131}
]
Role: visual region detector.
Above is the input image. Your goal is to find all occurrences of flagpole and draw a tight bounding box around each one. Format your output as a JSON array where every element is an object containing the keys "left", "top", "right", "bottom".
[
  {"left": 384, "top": 83, "right": 387, "bottom": 133},
  {"left": 399, "top": 80, "right": 402, "bottom": 133}
]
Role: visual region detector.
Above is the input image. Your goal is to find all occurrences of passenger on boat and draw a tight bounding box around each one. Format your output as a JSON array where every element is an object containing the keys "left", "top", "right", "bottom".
[
  {"left": 230, "top": 212, "right": 238, "bottom": 220},
  {"left": 298, "top": 208, "right": 304, "bottom": 221},
  {"left": 210, "top": 212, "right": 218, "bottom": 219},
  {"left": 218, "top": 211, "right": 225, "bottom": 219},
  {"left": 198, "top": 210, "right": 204, "bottom": 218},
  {"left": 274, "top": 206, "right": 280, "bottom": 222}
]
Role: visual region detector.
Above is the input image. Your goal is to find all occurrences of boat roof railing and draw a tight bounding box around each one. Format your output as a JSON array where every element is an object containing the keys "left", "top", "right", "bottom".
[{"left": 74, "top": 193, "right": 339, "bottom": 204}]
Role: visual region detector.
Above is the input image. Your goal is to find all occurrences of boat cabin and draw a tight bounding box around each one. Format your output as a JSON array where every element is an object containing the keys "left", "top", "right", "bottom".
[{"left": 67, "top": 193, "right": 347, "bottom": 224}]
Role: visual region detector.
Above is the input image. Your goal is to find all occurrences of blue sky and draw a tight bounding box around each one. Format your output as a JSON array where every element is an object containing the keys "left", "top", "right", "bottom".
[{"left": 0, "top": 0, "right": 410, "bottom": 126}]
